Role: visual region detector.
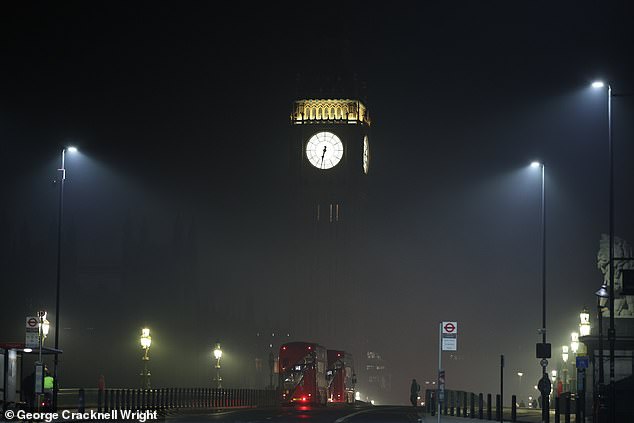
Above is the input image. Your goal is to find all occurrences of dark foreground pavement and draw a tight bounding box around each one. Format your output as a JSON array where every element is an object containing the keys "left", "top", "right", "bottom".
[{"left": 164, "top": 405, "right": 427, "bottom": 423}]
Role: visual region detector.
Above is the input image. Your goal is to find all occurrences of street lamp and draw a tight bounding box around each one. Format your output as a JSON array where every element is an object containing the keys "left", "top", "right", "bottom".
[
  {"left": 52, "top": 145, "right": 78, "bottom": 409},
  {"left": 140, "top": 328, "right": 152, "bottom": 389},
  {"left": 562, "top": 346, "right": 569, "bottom": 392},
  {"left": 595, "top": 284, "right": 608, "bottom": 387},
  {"left": 530, "top": 160, "right": 550, "bottom": 423},
  {"left": 579, "top": 308, "right": 591, "bottom": 337},
  {"left": 571, "top": 332, "right": 579, "bottom": 355},
  {"left": 591, "top": 80, "right": 615, "bottom": 423},
  {"left": 213, "top": 341, "right": 222, "bottom": 388}
]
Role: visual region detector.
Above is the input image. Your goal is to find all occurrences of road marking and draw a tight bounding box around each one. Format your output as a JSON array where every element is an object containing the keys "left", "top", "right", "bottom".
[{"left": 335, "top": 407, "right": 410, "bottom": 422}]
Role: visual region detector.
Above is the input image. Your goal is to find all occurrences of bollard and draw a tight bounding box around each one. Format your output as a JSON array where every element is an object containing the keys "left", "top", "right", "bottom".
[
  {"left": 511, "top": 394, "right": 516, "bottom": 422},
  {"left": 555, "top": 396, "right": 560, "bottom": 423},
  {"left": 457, "top": 391, "right": 461, "bottom": 417},
  {"left": 78, "top": 388, "right": 85, "bottom": 413},
  {"left": 479, "top": 393, "right": 483, "bottom": 419},
  {"left": 496, "top": 394, "right": 501, "bottom": 421},
  {"left": 115, "top": 389, "right": 120, "bottom": 410},
  {"left": 464, "top": 391, "right": 468, "bottom": 417},
  {"left": 450, "top": 390, "right": 455, "bottom": 416},
  {"left": 97, "top": 388, "right": 103, "bottom": 413},
  {"left": 110, "top": 389, "right": 115, "bottom": 412},
  {"left": 487, "top": 393, "right": 492, "bottom": 420}
]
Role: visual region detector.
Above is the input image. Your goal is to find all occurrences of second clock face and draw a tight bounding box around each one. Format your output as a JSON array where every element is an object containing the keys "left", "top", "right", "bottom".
[{"left": 306, "top": 132, "right": 344, "bottom": 170}]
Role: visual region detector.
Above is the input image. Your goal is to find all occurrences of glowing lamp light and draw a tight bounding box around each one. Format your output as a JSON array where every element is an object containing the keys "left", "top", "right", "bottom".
[
  {"left": 24, "top": 348, "right": 33, "bottom": 353},
  {"left": 571, "top": 332, "right": 579, "bottom": 354},
  {"left": 214, "top": 347, "right": 222, "bottom": 360},
  {"left": 39, "top": 312, "right": 50, "bottom": 338},
  {"left": 530, "top": 161, "right": 541, "bottom": 168},
  {"left": 140, "top": 328, "right": 152, "bottom": 349},
  {"left": 67, "top": 146, "right": 78, "bottom": 153},
  {"left": 562, "top": 345, "right": 569, "bottom": 363},
  {"left": 591, "top": 81, "right": 605, "bottom": 89},
  {"left": 517, "top": 372, "right": 524, "bottom": 377},
  {"left": 579, "top": 307, "right": 591, "bottom": 336}
]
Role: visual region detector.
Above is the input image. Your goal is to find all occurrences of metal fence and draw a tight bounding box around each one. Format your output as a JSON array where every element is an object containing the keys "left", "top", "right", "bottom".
[
  {"left": 58, "top": 388, "right": 278, "bottom": 412},
  {"left": 424, "top": 389, "right": 579, "bottom": 423}
]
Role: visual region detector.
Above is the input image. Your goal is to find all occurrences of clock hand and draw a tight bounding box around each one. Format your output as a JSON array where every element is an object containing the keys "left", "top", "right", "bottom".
[{"left": 321, "top": 146, "right": 327, "bottom": 168}]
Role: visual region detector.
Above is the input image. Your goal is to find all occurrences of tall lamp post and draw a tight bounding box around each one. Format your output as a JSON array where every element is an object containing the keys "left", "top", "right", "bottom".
[
  {"left": 595, "top": 283, "right": 608, "bottom": 421},
  {"left": 570, "top": 332, "right": 579, "bottom": 395},
  {"left": 562, "top": 346, "right": 569, "bottom": 392},
  {"left": 213, "top": 341, "right": 223, "bottom": 388},
  {"left": 531, "top": 160, "right": 551, "bottom": 423},
  {"left": 53, "top": 145, "right": 77, "bottom": 409},
  {"left": 591, "top": 80, "right": 615, "bottom": 423},
  {"left": 140, "top": 328, "right": 152, "bottom": 389}
]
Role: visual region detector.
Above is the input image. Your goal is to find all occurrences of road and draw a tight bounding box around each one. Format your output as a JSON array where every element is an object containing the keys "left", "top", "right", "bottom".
[
  {"left": 164, "top": 406, "right": 551, "bottom": 423},
  {"left": 165, "top": 405, "right": 427, "bottom": 422}
]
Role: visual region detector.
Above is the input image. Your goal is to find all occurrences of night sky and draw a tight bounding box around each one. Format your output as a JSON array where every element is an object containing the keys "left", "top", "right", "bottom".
[{"left": 2, "top": 2, "right": 633, "bottom": 405}]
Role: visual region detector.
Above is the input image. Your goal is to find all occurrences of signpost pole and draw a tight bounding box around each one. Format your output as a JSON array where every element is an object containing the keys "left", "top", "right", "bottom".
[
  {"left": 500, "top": 355, "right": 504, "bottom": 423},
  {"left": 438, "top": 322, "right": 442, "bottom": 423}
]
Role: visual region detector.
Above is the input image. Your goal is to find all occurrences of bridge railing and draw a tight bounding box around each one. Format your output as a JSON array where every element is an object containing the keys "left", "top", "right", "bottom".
[
  {"left": 58, "top": 388, "right": 279, "bottom": 412},
  {"left": 423, "top": 389, "right": 579, "bottom": 422}
]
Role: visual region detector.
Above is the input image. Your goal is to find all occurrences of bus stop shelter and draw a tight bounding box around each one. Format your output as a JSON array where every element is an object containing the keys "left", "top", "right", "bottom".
[{"left": 1, "top": 342, "right": 62, "bottom": 409}]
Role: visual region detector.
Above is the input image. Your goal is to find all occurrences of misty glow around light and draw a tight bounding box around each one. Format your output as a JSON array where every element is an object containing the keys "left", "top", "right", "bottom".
[
  {"left": 591, "top": 81, "right": 605, "bottom": 89},
  {"left": 67, "top": 146, "right": 78, "bottom": 153},
  {"left": 530, "top": 161, "right": 541, "bottom": 168},
  {"left": 306, "top": 132, "right": 343, "bottom": 170}
]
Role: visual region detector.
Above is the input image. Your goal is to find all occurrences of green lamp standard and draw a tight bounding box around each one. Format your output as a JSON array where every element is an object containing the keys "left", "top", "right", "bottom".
[
  {"left": 213, "top": 341, "right": 223, "bottom": 388},
  {"left": 140, "top": 328, "right": 152, "bottom": 389}
]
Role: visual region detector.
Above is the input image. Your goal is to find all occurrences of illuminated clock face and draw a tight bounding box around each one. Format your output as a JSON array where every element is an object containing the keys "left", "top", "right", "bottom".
[
  {"left": 306, "top": 132, "right": 344, "bottom": 170},
  {"left": 363, "top": 135, "right": 369, "bottom": 174}
]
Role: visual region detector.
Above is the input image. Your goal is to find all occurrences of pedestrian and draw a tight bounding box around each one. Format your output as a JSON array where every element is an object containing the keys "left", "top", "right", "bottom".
[
  {"left": 22, "top": 370, "right": 35, "bottom": 411},
  {"left": 410, "top": 378, "right": 420, "bottom": 407}
]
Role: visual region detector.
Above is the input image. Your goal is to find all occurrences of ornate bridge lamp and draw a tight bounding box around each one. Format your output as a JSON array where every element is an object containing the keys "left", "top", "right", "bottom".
[
  {"left": 213, "top": 341, "right": 223, "bottom": 388},
  {"left": 140, "top": 328, "right": 152, "bottom": 389},
  {"left": 561, "top": 346, "right": 569, "bottom": 392}
]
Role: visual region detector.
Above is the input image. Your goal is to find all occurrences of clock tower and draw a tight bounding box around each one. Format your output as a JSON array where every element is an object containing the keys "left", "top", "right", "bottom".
[{"left": 288, "top": 94, "right": 371, "bottom": 348}]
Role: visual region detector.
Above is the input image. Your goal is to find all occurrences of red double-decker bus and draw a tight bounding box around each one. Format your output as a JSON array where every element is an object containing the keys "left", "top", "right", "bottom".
[
  {"left": 326, "top": 349, "right": 355, "bottom": 404},
  {"left": 279, "top": 342, "right": 327, "bottom": 405}
]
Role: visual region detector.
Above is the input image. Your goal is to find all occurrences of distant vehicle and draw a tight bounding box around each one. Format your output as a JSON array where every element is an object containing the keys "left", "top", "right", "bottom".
[
  {"left": 279, "top": 342, "right": 327, "bottom": 405},
  {"left": 326, "top": 349, "right": 355, "bottom": 404}
]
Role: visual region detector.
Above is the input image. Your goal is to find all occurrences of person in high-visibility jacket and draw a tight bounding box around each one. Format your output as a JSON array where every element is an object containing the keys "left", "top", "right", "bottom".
[{"left": 43, "top": 368, "right": 54, "bottom": 391}]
